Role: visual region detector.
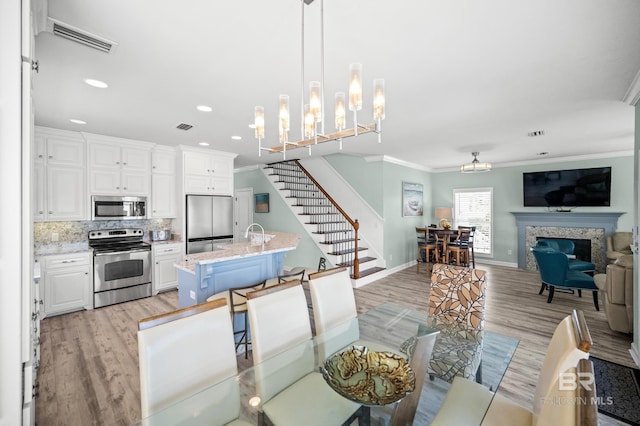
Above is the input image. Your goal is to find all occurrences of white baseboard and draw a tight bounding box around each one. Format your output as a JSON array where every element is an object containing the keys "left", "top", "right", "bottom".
[{"left": 630, "top": 345, "right": 640, "bottom": 368}]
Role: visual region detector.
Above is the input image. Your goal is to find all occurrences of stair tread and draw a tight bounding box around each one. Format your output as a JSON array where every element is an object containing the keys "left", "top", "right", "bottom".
[
  {"left": 319, "top": 237, "right": 360, "bottom": 244},
  {"left": 328, "top": 247, "right": 367, "bottom": 255},
  {"left": 305, "top": 221, "right": 346, "bottom": 225},
  {"left": 337, "top": 256, "right": 376, "bottom": 267},
  {"left": 356, "top": 266, "right": 386, "bottom": 279},
  {"left": 313, "top": 229, "right": 353, "bottom": 234}
]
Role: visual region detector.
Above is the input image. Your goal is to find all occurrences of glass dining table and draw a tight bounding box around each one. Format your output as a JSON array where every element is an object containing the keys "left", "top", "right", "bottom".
[{"left": 135, "top": 302, "right": 519, "bottom": 425}]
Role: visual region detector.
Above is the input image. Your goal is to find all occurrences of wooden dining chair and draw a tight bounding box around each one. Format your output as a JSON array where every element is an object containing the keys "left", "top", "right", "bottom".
[
  {"left": 246, "top": 280, "right": 368, "bottom": 426},
  {"left": 206, "top": 279, "right": 267, "bottom": 358},
  {"left": 446, "top": 228, "right": 471, "bottom": 266},
  {"left": 416, "top": 227, "right": 440, "bottom": 274},
  {"left": 457, "top": 225, "right": 476, "bottom": 267},
  {"left": 431, "top": 310, "right": 593, "bottom": 425},
  {"left": 137, "top": 299, "right": 238, "bottom": 418}
]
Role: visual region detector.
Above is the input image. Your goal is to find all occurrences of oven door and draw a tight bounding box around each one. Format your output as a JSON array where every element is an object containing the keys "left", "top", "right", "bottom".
[{"left": 93, "top": 249, "right": 151, "bottom": 292}]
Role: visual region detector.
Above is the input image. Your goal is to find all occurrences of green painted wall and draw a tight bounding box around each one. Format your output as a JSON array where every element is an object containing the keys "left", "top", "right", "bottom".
[
  {"left": 432, "top": 155, "right": 634, "bottom": 264},
  {"left": 235, "top": 154, "right": 633, "bottom": 270}
]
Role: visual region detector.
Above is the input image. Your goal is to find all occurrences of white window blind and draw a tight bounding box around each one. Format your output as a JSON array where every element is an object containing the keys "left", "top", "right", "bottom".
[{"left": 453, "top": 187, "right": 493, "bottom": 256}]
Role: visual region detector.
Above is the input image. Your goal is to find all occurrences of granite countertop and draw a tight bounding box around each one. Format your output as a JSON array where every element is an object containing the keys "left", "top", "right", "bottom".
[
  {"left": 34, "top": 242, "right": 92, "bottom": 256},
  {"left": 175, "top": 231, "right": 300, "bottom": 273},
  {"left": 148, "top": 237, "right": 184, "bottom": 246}
]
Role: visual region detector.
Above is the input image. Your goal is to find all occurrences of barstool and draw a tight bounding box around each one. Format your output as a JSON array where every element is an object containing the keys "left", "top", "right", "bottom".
[{"left": 206, "top": 279, "right": 267, "bottom": 358}]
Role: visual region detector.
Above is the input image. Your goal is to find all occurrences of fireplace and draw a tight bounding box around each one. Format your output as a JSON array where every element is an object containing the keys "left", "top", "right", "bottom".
[
  {"left": 535, "top": 236, "right": 592, "bottom": 262},
  {"left": 512, "top": 211, "right": 623, "bottom": 273}
]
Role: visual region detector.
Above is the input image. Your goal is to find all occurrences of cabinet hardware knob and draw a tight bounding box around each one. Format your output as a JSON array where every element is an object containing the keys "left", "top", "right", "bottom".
[
  {"left": 38, "top": 154, "right": 43, "bottom": 158},
  {"left": 123, "top": 187, "right": 127, "bottom": 190},
  {"left": 48, "top": 211, "right": 52, "bottom": 214},
  {"left": 116, "top": 186, "right": 120, "bottom": 189},
  {"left": 85, "top": 272, "right": 88, "bottom": 275},
  {"left": 39, "top": 210, "right": 43, "bottom": 214},
  {"left": 123, "top": 162, "right": 127, "bottom": 165},
  {"left": 48, "top": 155, "right": 53, "bottom": 159},
  {"left": 32, "top": 60, "right": 39, "bottom": 73}
]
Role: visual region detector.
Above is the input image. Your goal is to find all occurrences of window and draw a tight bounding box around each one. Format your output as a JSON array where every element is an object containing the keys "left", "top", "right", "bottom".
[{"left": 453, "top": 187, "right": 493, "bottom": 256}]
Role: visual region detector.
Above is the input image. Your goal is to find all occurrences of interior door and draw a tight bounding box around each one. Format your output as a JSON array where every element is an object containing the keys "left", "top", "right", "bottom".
[{"left": 234, "top": 188, "right": 253, "bottom": 241}]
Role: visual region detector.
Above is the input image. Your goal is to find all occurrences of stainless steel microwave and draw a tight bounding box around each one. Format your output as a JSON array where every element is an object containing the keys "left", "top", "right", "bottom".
[{"left": 91, "top": 196, "right": 147, "bottom": 220}]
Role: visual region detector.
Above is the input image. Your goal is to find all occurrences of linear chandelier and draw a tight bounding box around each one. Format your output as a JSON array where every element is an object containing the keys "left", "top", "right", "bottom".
[
  {"left": 254, "top": 0, "right": 385, "bottom": 159},
  {"left": 460, "top": 152, "right": 492, "bottom": 173}
]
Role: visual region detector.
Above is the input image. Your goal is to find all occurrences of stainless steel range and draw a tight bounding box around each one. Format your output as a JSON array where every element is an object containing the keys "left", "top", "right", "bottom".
[{"left": 89, "top": 228, "right": 152, "bottom": 308}]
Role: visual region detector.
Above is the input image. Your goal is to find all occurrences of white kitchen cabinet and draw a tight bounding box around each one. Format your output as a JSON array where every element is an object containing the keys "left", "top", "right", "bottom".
[
  {"left": 183, "top": 150, "right": 234, "bottom": 195},
  {"left": 88, "top": 142, "right": 151, "bottom": 196},
  {"left": 152, "top": 174, "right": 176, "bottom": 218},
  {"left": 33, "top": 128, "right": 87, "bottom": 221},
  {"left": 152, "top": 242, "right": 183, "bottom": 294},
  {"left": 184, "top": 174, "right": 233, "bottom": 195},
  {"left": 40, "top": 252, "right": 92, "bottom": 318},
  {"left": 151, "top": 146, "right": 176, "bottom": 218}
]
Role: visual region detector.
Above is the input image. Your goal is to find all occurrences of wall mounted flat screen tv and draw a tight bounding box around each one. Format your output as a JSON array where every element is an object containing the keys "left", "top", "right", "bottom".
[{"left": 523, "top": 167, "right": 612, "bottom": 207}]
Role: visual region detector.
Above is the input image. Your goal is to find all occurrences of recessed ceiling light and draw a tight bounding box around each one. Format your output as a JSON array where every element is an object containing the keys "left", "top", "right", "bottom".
[
  {"left": 198, "top": 141, "right": 210, "bottom": 146},
  {"left": 197, "top": 105, "right": 212, "bottom": 112},
  {"left": 69, "top": 119, "right": 86, "bottom": 124},
  {"left": 248, "top": 124, "right": 256, "bottom": 129},
  {"left": 231, "top": 136, "right": 242, "bottom": 140},
  {"left": 84, "top": 78, "right": 108, "bottom": 88}
]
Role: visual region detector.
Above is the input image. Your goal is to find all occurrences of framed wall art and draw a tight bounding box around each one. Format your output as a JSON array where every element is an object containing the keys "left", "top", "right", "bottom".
[
  {"left": 254, "top": 193, "right": 270, "bottom": 213},
  {"left": 402, "top": 181, "right": 423, "bottom": 217}
]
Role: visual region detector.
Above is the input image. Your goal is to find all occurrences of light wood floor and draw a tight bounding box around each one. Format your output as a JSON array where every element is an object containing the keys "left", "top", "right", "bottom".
[{"left": 36, "top": 263, "right": 634, "bottom": 425}]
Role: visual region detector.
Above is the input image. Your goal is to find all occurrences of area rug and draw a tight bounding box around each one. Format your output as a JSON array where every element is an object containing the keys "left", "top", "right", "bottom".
[{"left": 590, "top": 355, "right": 640, "bottom": 425}]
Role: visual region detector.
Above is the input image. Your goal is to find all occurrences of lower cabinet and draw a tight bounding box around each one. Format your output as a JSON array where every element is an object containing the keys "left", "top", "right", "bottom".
[
  {"left": 152, "top": 242, "right": 183, "bottom": 295},
  {"left": 40, "top": 252, "right": 92, "bottom": 318}
]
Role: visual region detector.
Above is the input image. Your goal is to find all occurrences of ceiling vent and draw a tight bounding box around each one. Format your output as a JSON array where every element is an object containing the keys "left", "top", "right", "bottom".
[
  {"left": 46, "top": 18, "right": 117, "bottom": 54},
  {"left": 176, "top": 123, "right": 194, "bottom": 131},
  {"left": 527, "top": 130, "right": 545, "bottom": 137}
]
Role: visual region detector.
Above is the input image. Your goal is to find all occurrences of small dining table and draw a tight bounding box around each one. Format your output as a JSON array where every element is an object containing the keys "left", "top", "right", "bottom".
[
  {"left": 417, "top": 227, "right": 461, "bottom": 264},
  {"left": 134, "top": 302, "right": 519, "bottom": 425}
]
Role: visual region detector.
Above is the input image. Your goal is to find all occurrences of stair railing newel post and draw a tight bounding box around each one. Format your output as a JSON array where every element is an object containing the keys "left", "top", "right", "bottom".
[{"left": 353, "top": 219, "right": 360, "bottom": 279}]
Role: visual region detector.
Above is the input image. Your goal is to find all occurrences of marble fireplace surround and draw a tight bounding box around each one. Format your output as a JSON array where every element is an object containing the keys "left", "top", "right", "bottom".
[{"left": 512, "top": 212, "right": 625, "bottom": 273}]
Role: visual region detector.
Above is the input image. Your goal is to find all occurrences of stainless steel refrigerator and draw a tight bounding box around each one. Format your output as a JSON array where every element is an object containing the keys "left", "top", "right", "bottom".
[{"left": 186, "top": 195, "right": 234, "bottom": 254}]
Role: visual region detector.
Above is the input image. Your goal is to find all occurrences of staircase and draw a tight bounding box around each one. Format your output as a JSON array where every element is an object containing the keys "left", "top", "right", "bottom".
[{"left": 263, "top": 160, "right": 385, "bottom": 280}]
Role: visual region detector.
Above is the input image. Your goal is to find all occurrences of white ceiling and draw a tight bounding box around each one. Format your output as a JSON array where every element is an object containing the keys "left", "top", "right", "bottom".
[{"left": 33, "top": 0, "right": 640, "bottom": 170}]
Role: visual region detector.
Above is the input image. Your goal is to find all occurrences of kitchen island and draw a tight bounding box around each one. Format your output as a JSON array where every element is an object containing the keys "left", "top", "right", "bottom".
[{"left": 174, "top": 231, "right": 300, "bottom": 308}]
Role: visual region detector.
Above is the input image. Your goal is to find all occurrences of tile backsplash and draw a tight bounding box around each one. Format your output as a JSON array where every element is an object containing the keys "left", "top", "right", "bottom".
[{"left": 34, "top": 219, "right": 173, "bottom": 248}]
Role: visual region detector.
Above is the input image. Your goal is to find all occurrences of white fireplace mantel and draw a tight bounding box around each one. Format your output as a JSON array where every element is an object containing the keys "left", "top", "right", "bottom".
[{"left": 511, "top": 211, "right": 625, "bottom": 269}]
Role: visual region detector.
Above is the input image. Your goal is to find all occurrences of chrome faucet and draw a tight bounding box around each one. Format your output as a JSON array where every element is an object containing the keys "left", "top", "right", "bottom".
[{"left": 244, "top": 223, "right": 265, "bottom": 244}]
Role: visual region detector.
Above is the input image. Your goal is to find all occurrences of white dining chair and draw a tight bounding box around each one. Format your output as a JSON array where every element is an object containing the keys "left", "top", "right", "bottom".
[
  {"left": 246, "top": 280, "right": 368, "bottom": 426},
  {"left": 137, "top": 298, "right": 240, "bottom": 420},
  {"left": 430, "top": 309, "right": 593, "bottom": 425},
  {"left": 308, "top": 266, "right": 401, "bottom": 360}
]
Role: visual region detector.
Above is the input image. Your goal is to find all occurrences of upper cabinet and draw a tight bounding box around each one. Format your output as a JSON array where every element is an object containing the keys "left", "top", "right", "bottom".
[
  {"left": 86, "top": 134, "right": 152, "bottom": 197},
  {"left": 33, "top": 128, "right": 87, "bottom": 221},
  {"left": 151, "top": 146, "right": 177, "bottom": 218},
  {"left": 182, "top": 148, "right": 237, "bottom": 195}
]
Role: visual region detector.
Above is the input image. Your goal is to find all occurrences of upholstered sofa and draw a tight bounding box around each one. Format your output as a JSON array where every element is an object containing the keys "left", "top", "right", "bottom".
[
  {"left": 594, "top": 254, "right": 633, "bottom": 333},
  {"left": 606, "top": 232, "right": 633, "bottom": 264}
]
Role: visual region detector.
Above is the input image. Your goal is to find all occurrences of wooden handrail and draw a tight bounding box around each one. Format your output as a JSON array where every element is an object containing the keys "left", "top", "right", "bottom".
[{"left": 294, "top": 160, "right": 361, "bottom": 279}]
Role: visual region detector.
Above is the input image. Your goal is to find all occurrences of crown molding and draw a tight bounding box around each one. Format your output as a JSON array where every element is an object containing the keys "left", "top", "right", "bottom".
[
  {"left": 363, "top": 155, "right": 434, "bottom": 172},
  {"left": 234, "top": 164, "right": 260, "bottom": 173}
]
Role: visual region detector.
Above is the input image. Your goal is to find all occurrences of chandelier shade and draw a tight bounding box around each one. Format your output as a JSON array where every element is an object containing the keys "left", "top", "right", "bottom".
[{"left": 460, "top": 152, "right": 492, "bottom": 173}]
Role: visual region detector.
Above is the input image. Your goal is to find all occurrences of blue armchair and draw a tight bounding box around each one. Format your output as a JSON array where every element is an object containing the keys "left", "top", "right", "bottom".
[
  {"left": 535, "top": 239, "right": 596, "bottom": 272},
  {"left": 530, "top": 247, "right": 599, "bottom": 310}
]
